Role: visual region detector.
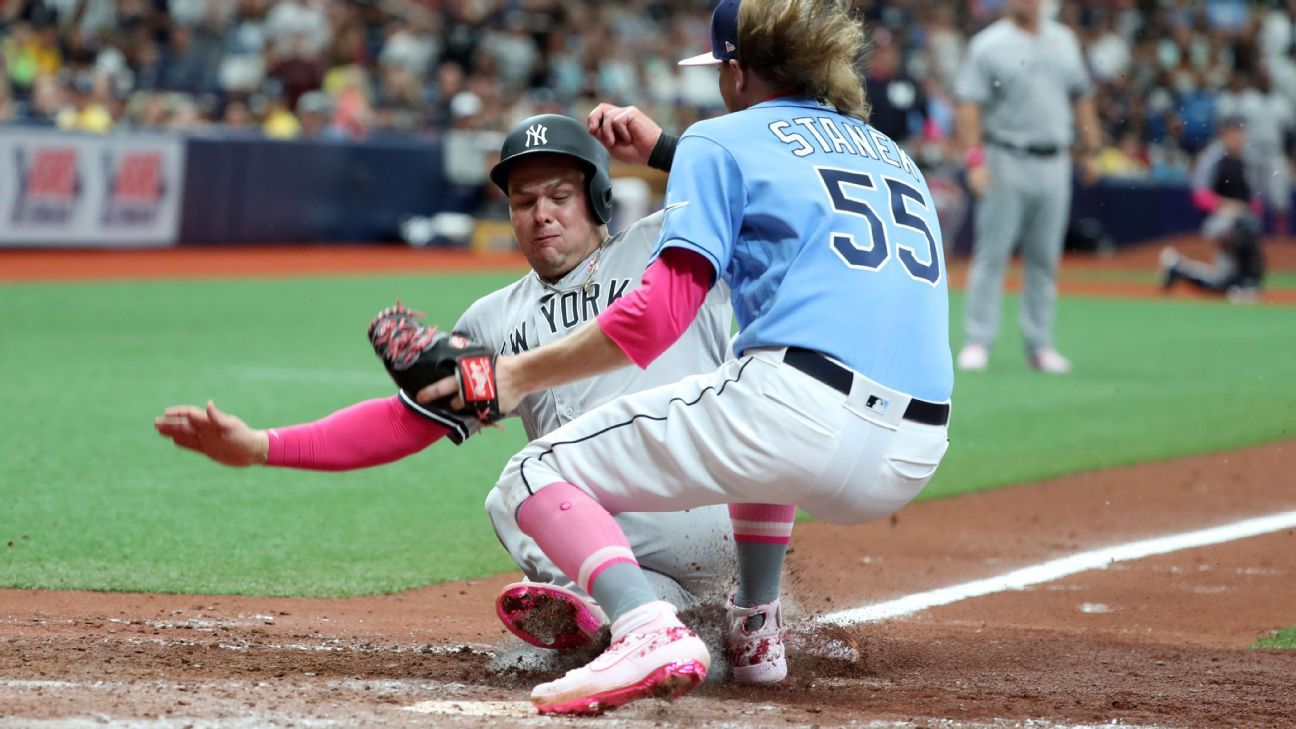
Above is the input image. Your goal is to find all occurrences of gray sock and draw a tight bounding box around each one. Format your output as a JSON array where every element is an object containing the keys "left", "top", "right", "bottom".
[
  {"left": 589, "top": 562, "right": 659, "bottom": 623},
  {"left": 733, "top": 540, "right": 788, "bottom": 608}
]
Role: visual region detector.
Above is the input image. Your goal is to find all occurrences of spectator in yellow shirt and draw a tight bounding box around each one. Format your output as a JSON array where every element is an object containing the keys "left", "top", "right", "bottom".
[
  {"left": 56, "top": 73, "right": 113, "bottom": 133},
  {"left": 1096, "top": 131, "right": 1149, "bottom": 179},
  {"left": 263, "top": 95, "right": 301, "bottom": 139}
]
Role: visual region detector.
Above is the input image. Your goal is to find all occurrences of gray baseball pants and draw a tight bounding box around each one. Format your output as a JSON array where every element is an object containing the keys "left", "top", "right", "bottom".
[{"left": 963, "top": 147, "right": 1072, "bottom": 353}]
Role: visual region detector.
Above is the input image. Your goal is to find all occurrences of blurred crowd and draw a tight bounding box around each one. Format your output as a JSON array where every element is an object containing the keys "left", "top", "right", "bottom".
[
  {"left": 2, "top": 0, "right": 1295, "bottom": 182},
  {"left": 0, "top": 0, "right": 726, "bottom": 140},
  {"left": 859, "top": 0, "right": 1296, "bottom": 184}
]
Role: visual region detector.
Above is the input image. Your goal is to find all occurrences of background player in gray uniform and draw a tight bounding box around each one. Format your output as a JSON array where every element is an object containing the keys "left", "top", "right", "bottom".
[
  {"left": 953, "top": 0, "right": 1102, "bottom": 375},
  {"left": 154, "top": 114, "right": 736, "bottom": 651}
]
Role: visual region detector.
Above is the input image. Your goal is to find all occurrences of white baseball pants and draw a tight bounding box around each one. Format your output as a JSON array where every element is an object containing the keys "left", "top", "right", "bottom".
[{"left": 492, "top": 348, "right": 950, "bottom": 531}]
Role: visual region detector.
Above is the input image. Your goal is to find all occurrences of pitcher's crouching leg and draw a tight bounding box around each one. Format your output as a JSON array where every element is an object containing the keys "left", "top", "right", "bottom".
[{"left": 488, "top": 449, "right": 609, "bottom": 651}]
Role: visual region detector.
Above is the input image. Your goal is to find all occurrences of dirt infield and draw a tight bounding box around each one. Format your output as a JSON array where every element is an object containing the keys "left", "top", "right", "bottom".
[
  {"left": 4, "top": 239, "right": 1295, "bottom": 726},
  {"left": 3, "top": 439, "right": 1294, "bottom": 727},
  {"left": 0, "top": 245, "right": 530, "bottom": 281}
]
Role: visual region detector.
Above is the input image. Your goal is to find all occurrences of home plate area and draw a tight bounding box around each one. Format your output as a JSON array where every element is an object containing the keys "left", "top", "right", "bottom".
[{"left": 3, "top": 441, "right": 1295, "bottom": 727}]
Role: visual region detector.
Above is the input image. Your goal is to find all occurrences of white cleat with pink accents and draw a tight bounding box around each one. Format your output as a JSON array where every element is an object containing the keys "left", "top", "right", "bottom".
[{"left": 530, "top": 600, "right": 710, "bottom": 716}]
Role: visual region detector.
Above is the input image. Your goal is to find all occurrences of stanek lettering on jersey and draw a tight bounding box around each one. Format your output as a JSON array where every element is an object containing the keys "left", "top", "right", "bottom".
[{"left": 767, "top": 117, "right": 925, "bottom": 184}]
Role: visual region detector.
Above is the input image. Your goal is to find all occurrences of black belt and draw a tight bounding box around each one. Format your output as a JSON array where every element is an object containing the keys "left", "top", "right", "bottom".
[
  {"left": 986, "top": 137, "right": 1062, "bottom": 157},
  {"left": 782, "top": 348, "right": 950, "bottom": 427}
]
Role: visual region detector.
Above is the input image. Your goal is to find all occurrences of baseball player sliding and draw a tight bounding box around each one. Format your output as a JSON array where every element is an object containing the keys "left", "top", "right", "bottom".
[
  {"left": 154, "top": 114, "right": 737, "bottom": 651},
  {"left": 415, "top": 0, "right": 952, "bottom": 716}
]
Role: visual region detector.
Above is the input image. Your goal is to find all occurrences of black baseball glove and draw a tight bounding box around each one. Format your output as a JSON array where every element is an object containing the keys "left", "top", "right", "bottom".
[{"left": 368, "top": 302, "right": 502, "bottom": 422}]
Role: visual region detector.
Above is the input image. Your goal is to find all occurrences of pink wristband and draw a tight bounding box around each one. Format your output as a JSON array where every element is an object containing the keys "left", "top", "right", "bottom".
[
  {"left": 964, "top": 146, "right": 985, "bottom": 167},
  {"left": 1191, "top": 188, "right": 1221, "bottom": 213}
]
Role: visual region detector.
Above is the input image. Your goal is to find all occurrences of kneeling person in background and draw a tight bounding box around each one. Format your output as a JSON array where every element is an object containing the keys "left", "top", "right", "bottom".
[{"left": 1162, "top": 115, "right": 1266, "bottom": 303}]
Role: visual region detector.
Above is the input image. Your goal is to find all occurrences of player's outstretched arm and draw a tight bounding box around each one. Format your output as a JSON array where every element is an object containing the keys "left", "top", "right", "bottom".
[
  {"left": 155, "top": 396, "right": 453, "bottom": 471},
  {"left": 155, "top": 401, "right": 268, "bottom": 467},
  {"left": 586, "top": 104, "right": 663, "bottom": 166}
]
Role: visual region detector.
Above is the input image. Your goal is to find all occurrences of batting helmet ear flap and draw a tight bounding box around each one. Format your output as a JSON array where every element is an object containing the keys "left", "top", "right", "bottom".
[
  {"left": 587, "top": 165, "right": 614, "bottom": 226},
  {"left": 491, "top": 114, "right": 615, "bottom": 226}
]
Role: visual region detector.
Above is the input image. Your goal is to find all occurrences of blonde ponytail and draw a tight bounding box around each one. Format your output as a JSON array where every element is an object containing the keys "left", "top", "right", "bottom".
[{"left": 737, "top": 0, "right": 871, "bottom": 121}]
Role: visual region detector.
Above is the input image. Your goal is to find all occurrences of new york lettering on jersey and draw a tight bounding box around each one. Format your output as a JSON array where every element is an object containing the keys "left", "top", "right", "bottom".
[
  {"left": 460, "top": 221, "right": 652, "bottom": 359},
  {"left": 656, "top": 97, "right": 952, "bottom": 403},
  {"left": 528, "top": 277, "right": 633, "bottom": 350}
]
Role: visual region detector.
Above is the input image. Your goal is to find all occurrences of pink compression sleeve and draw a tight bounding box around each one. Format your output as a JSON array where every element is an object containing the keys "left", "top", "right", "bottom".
[
  {"left": 265, "top": 395, "right": 447, "bottom": 471},
  {"left": 515, "top": 482, "right": 637, "bottom": 595},
  {"left": 596, "top": 246, "right": 715, "bottom": 369}
]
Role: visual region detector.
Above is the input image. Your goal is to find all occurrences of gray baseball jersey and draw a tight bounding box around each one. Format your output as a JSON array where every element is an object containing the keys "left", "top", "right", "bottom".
[
  {"left": 955, "top": 18, "right": 1091, "bottom": 149},
  {"left": 407, "top": 210, "right": 737, "bottom": 608},
  {"left": 453, "top": 209, "right": 732, "bottom": 439}
]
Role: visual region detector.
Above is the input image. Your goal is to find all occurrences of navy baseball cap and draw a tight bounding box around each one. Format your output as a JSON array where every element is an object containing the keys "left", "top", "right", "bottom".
[{"left": 679, "top": 0, "right": 741, "bottom": 66}]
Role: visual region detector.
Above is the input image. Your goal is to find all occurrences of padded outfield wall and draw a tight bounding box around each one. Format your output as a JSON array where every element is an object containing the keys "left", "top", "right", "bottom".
[{"left": 2, "top": 126, "right": 1285, "bottom": 248}]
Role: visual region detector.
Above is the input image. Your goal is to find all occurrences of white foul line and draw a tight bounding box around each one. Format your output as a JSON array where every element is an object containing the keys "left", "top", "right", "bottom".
[{"left": 818, "top": 509, "right": 1296, "bottom": 626}]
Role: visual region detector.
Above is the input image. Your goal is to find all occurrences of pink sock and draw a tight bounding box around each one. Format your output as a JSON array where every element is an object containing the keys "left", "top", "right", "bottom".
[
  {"left": 516, "top": 482, "right": 637, "bottom": 594},
  {"left": 729, "top": 503, "right": 797, "bottom": 544}
]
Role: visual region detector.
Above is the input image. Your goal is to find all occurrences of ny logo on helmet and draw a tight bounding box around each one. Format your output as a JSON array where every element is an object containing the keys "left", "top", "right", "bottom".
[{"left": 525, "top": 124, "right": 548, "bottom": 148}]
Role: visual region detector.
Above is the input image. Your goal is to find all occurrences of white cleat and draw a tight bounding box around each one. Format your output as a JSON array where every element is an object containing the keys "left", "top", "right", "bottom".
[
  {"left": 725, "top": 596, "right": 787, "bottom": 684},
  {"left": 956, "top": 344, "right": 990, "bottom": 372},
  {"left": 1226, "top": 286, "right": 1260, "bottom": 305},
  {"left": 530, "top": 600, "right": 709, "bottom": 716},
  {"left": 1028, "top": 347, "right": 1072, "bottom": 375},
  {"left": 1159, "top": 247, "right": 1182, "bottom": 290}
]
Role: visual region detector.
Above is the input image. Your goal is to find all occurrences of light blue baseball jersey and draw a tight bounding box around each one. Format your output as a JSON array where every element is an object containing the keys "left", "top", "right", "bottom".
[{"left": 655, "top": 97, "right": 953, "bottom": 402}]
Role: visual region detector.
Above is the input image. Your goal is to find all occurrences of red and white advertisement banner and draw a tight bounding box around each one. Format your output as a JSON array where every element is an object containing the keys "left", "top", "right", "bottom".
[{"left": 0, "top": 129, "right": 186, "bottom": 247}]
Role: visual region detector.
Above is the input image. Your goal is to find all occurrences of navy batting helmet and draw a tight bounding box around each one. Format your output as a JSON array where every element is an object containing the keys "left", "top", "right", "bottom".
[{"left": 490, "top": 114, "right": 614, "bottom": 225}]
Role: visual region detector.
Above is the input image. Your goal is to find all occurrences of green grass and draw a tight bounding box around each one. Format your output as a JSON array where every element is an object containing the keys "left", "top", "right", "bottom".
[
  {"left": 1059, "top": 267, "right": 1296, "bottom": 290},
  {"left": 1253, "top": 627, "right": 1296, "bottom": 649},
  {"left": 1, "top": 273, "right": 529, "bottom": 596},
  {"left": 930, "top": 294, "right": 1296, "bottom": 499},
  {"left": 1, "top": 274, "right": 1293, "bottom": 596}
]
